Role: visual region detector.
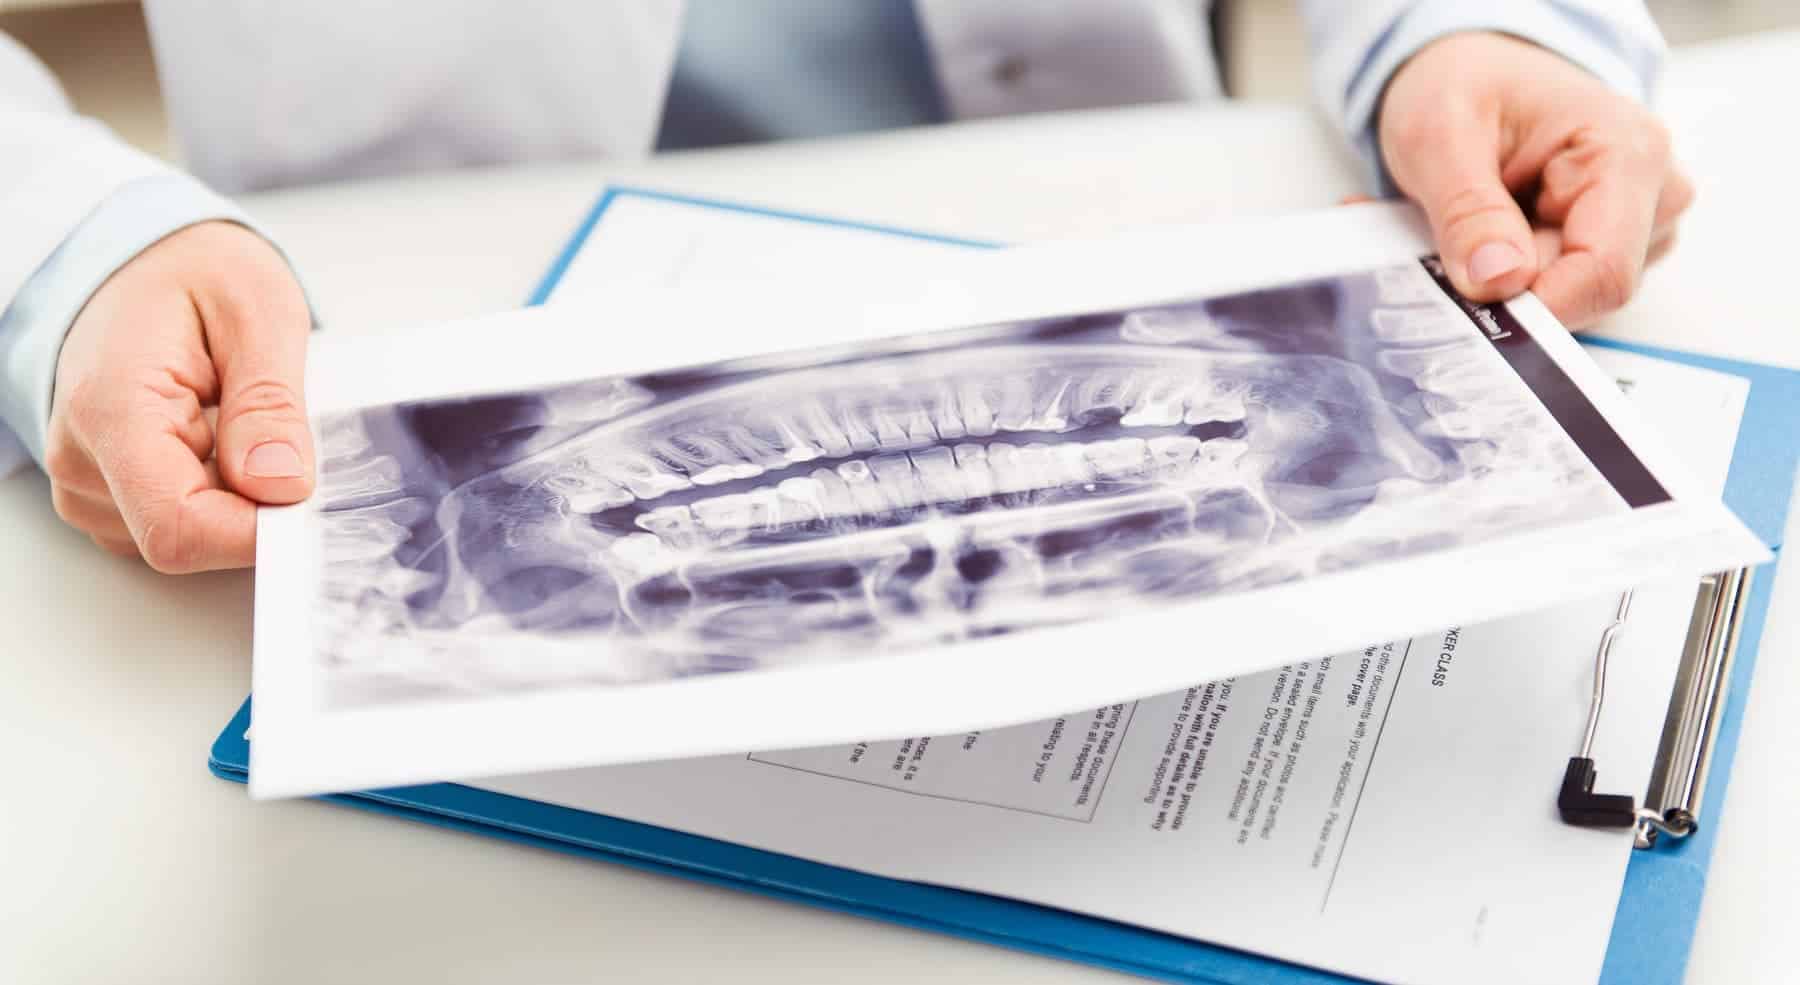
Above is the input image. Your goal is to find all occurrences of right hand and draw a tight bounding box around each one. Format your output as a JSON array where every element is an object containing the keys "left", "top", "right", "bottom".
[
  {"left": 1377, "top": 32, "right": 1692, "bottom": 329},
  {"left": 45, "top": 220, "right": 314, "bottom": 572}
]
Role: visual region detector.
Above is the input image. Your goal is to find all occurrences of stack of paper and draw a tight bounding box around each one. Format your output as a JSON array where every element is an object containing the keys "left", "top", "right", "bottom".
[{"left": 237, "top": 194, "right": 1778, "bottom": 985}]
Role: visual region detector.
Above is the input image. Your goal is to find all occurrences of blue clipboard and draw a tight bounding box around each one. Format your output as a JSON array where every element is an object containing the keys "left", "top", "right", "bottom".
[{"left": 214, "top": 187, "right": 1800, "bottom": 985}]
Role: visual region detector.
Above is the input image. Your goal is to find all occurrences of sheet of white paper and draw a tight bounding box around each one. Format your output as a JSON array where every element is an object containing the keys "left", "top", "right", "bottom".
[
  {"left": 470, "top": 348, "right": 1749, "bottom": 985},
  {"left": 439, "top": 196, "right": 1750, "bottom": 984},
  {"left": 547, "top": 191, "right": 984, "bottom": 309},
  {"left": 250, "top": 202, "right": 1767, "bottom": 798}
]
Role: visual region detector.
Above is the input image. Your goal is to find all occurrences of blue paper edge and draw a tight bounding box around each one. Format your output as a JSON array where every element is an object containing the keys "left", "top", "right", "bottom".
[
  {"left": 523, "top": 185, "right": 998, "bottom": 308},
  {"left": 217, "top": 188, "right": 1800, "bottom": 985}
]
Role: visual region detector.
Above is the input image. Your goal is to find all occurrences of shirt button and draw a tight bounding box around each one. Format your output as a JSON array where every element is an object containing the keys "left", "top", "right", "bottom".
[{"left": 992, "top": 54, "right": 1029, "bottom": 86}]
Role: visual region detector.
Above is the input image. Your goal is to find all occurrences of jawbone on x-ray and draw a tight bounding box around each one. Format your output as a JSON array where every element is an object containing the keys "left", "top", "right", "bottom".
[{"left": 313, "top": 263, "right": 1624, "bottom": 705}]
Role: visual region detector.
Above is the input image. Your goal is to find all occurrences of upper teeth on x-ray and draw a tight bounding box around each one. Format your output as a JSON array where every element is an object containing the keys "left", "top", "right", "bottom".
[{"left": 311, "top": 264, "right": 1623, "bottom": 705}]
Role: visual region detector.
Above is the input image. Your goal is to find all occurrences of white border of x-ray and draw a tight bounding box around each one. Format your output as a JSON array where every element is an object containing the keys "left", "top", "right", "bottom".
[{"left": 249, "top": 203, "right": 1768, "bottom": 798}]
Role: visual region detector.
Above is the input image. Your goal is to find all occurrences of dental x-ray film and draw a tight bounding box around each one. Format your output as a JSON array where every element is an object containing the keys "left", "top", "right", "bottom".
[{"left": 249, "top": 205, "right": 1766, "bottom": 797}]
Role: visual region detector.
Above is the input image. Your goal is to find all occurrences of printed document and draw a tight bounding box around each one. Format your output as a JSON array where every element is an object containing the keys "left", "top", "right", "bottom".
[{"left": 469, "top": 335, "right": 1747, "bottom": 985}]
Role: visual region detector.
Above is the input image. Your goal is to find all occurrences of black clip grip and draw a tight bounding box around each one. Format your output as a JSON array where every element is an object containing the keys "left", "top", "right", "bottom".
[{"left": 1557, "top": 757, "right": 1638, "bottom": 828}]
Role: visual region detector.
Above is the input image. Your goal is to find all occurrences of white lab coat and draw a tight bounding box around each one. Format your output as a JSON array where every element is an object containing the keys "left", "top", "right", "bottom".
[{"left": 0, "top": 1, "right": 1666, "bottom": 475}]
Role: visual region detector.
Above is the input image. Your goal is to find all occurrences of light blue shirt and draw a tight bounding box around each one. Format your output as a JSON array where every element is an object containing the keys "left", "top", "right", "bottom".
[
  {"left": 0, "top": 173, "right": 251, "bottom": 471},
  {"left": 0, "top": 0, "right": 1661, "bottom": 475}
]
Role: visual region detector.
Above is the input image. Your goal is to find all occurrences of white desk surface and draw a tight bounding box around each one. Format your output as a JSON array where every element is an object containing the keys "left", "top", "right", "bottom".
[{"left": 3, "top": 31, "right": 1796, "bottom": 985}]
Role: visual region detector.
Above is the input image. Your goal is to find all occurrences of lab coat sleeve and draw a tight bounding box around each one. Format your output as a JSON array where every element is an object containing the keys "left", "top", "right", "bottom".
[
  {"left": 1297, "top": 0, "right": 1667, "bottom": 192},
  {"left": 0, "top": 33, "right": 254, "bottom": 476}
]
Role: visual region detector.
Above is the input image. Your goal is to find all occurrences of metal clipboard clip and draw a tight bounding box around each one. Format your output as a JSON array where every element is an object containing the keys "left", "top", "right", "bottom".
[{"left": 1557, "top": 569, "right": 1755, "bottom": 849}]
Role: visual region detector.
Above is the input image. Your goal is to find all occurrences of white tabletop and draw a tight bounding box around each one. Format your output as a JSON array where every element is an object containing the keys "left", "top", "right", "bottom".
[{"left": 3, "top": 31, "right": 1796, "bottom": 985}]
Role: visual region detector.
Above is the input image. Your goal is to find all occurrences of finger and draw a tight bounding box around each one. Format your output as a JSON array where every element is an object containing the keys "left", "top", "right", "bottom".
[
  {"left": 92, "top": 411, "right": 259, "bottom": 573},
  {"left": 49, "top": 485, "right": 134, "bottom": 543},
  {"left": 1531, "top": 226, "right": 1565, "bottom": 276},
  {"left": 203, "top": 268, "right": 315, "bottom": 506},
  {"left": 1530, "top": 169, "right": 1660, "bottom": 329},
  {"left": 1642, "top": 169, "right": 1691, "bottom": 269},
  {"left": 42, "top": 438, "right": 113, "bottom": 502},
  {"left": 1541, "top": 160, "right": 1689, "bottom": 252},
  {"left": 1647, "top": 227, "right": 1678, "bottom": 267},
  {"left": 91, "top": 535, "right": 142, "bottom": 561},
  {"left": 1388, "top": 115, "right": 1537, "bottom": 301},
  {"left": 1654, "top": 167, "right": 1695, "bottom": 235},
  {"left": 1339, "top": 194, "right": 1377, "bottom": 207},
  {"left": 169, "top": 384, "right": 216, "bottom": 462}
]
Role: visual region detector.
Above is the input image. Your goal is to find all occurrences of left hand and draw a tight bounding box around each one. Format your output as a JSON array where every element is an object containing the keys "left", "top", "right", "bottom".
[{"left": 1378, "top": 31, "right": 1692, "bottom": 329}]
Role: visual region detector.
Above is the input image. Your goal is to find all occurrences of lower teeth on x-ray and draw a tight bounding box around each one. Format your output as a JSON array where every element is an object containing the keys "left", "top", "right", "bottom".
[{"left": 311, "top": 264, "right": 1623, "bottom": 705}]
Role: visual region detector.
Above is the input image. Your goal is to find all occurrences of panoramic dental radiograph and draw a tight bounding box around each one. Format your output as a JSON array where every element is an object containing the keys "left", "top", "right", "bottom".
[{"left": 311, "top": 263, "right": 1623, "bottom": 705}]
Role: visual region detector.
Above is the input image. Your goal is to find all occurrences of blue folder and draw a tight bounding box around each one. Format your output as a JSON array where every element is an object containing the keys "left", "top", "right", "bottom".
[{"left": 213, "top": 187, "right": 1800, "bottom": 985}]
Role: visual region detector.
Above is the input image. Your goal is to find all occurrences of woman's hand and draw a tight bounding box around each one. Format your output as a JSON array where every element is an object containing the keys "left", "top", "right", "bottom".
[{"left": 1379, "top": 31, "right": 1692, "bottom": 328}]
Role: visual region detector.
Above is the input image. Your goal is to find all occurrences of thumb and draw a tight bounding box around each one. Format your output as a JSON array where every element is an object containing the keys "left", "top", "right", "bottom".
[
  {"left": 206, "top": 274, "right": 315, "bottom": 505},
  {"left": 1390, "top": 120, "right": 1537, "bottom": 302}
]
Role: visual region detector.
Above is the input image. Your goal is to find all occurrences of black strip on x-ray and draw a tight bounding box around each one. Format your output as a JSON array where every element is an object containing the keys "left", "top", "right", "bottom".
[{"left": 1419, "top": 257, "right": 1671, "bottom": 509}]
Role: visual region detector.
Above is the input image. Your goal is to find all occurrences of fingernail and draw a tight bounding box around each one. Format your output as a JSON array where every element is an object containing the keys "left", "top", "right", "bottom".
[
  {"left": 1468, "top": 241, "right": 1525, "bottom": 285},
  {"left": 245, "top": 441, "right": 303, "bottom": 479}
]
